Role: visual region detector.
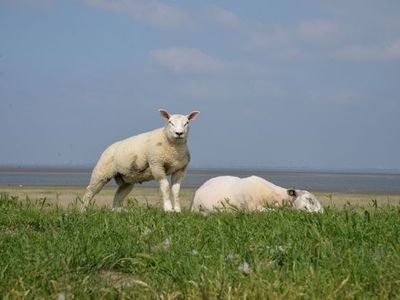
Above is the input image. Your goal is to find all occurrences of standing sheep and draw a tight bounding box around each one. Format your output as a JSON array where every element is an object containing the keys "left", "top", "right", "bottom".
[
  {"left": 191, "top": 176, "right": 323, "bottom": 213},
  {"left": 81, "top": 109, "right": 199, "bottom": 212}
]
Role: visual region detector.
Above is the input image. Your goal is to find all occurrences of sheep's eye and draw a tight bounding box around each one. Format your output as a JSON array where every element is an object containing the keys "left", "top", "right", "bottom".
[
  {"left": 184, "top": 121, "right": 189, "bottom": 126},
  {"left": 169, "top": 121, "right": 174, "bottom": 126}
]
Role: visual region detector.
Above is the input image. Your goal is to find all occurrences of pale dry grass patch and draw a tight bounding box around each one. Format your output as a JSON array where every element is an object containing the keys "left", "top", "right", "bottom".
[{"left": 1, "top": 185, "right": 399, "bottom": 210}]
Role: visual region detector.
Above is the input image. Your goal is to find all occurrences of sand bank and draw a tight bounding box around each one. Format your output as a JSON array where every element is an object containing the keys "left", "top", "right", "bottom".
[{"left": 1, "top": 185, "right": 399, "bottom": 210}]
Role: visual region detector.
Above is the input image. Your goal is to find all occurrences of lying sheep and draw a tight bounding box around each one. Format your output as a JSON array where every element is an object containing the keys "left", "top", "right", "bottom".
[
  {"left": 81, "top": 109, "right": 199, "bottom": 212},
  {"left": 191, "top": 175, "right": 323, "bottom": 213}
]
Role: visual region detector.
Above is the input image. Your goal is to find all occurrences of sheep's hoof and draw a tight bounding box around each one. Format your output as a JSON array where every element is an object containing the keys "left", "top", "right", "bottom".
[
  {"left": 174, "top": 206, "right": 181, "bottom": 213},
  {"left": 163, "top": 201, "right": 173, "bottom": 212}
]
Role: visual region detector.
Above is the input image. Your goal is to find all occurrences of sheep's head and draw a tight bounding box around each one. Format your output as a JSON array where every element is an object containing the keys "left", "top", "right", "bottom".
[
  {"left": 159, "top": 109, "right": 199, "bottom": 142},
  {"left": 287, "top": 189, "right": 324, "bottom": 213}
]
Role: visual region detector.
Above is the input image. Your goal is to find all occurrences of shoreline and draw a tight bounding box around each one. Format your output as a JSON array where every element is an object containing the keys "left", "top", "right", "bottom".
[
  {"left": 2, "top": 169, "right": 400, "bottom": 194},
  {"left": 2, "top": 185, "right": 400, "bottom": 210},
  {"left": 2, "top": 184, "right": 400, "bottom": 196},
  {"left": 1, "top": 167, "right": 400, "bottom": 176}
]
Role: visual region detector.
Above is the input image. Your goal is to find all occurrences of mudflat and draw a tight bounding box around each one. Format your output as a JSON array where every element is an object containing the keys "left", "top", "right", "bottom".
[{"left": 1, "top": 185, "right": 399, "bottom": 210}]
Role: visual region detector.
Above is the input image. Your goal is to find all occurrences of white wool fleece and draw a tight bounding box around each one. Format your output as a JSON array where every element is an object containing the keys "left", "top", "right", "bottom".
[
  {"left": 191, "top": 175, "right": 323, "bottom": 213},
  {"left": 81, "top": 109, "right": 199, "bottom": 212}
]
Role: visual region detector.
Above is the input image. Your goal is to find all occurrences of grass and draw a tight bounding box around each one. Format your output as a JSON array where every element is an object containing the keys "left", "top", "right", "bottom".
[{"left": 1, "top": 192, "right": 400, "bottom": 299}]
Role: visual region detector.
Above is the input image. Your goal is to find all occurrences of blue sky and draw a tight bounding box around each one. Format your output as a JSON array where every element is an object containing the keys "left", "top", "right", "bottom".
[{"left": 1, "top": 0, "right": 400, "bottom": 170}]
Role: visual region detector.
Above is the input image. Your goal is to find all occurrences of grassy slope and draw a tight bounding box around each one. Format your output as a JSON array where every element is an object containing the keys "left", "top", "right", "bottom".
[{"left": 1, "top": 193, "right": 400, "bottom": 299}]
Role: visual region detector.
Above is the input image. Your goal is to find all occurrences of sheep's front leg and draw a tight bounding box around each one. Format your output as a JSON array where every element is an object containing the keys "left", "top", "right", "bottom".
[
  {"left": 151, "top": 164, "right": 175, "bottom": 212},
  {"left": 171, "top": 169, "right": 186, "bottom": 212},
  {"left": 159, "top": 178, "right": 173, "bottom": 212}
]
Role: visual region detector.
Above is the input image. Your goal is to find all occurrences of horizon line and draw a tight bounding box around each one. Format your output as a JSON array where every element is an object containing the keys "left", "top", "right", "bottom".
[{"left": 1, "top": 165, "right": 399, "bottom": 176}]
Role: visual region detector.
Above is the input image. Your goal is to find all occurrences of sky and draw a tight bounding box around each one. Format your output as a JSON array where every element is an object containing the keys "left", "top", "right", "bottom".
[{"left": 1, "top": 0, "right": 400, "bottom": 171}]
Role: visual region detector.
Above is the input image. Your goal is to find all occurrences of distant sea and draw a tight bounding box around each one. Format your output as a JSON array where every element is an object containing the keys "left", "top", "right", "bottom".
[{"left": 1, "top": 168, "right": 400, "bottom": 193}]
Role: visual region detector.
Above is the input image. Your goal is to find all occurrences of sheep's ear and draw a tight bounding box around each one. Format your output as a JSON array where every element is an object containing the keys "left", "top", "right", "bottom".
[
  {"left": 187, "top": 111, "right": 200, "bottom": 121},
  {"left": 287, "top": 189, "right": 297, "bottom": 197},
  {"left": 159, "top": 109, "right": 170, "bottom": 120}
]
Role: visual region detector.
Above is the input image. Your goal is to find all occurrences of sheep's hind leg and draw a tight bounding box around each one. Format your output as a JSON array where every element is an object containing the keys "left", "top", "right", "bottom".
[
  {"left": 81, "top": 177, "right": 109, "bottom": 211},
  {"left": 112, "top": 183, "right": 134, "bottom": 210}
]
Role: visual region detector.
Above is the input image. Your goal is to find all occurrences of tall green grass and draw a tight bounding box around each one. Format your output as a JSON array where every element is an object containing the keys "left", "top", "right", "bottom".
[{"left": 1, "top": 192, "right": 399, "bottom": 299}]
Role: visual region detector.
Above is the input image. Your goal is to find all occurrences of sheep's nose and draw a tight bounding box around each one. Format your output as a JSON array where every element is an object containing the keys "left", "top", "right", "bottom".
[{"left": 175, "top": 131, "right": 184, "bottom": 136}]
